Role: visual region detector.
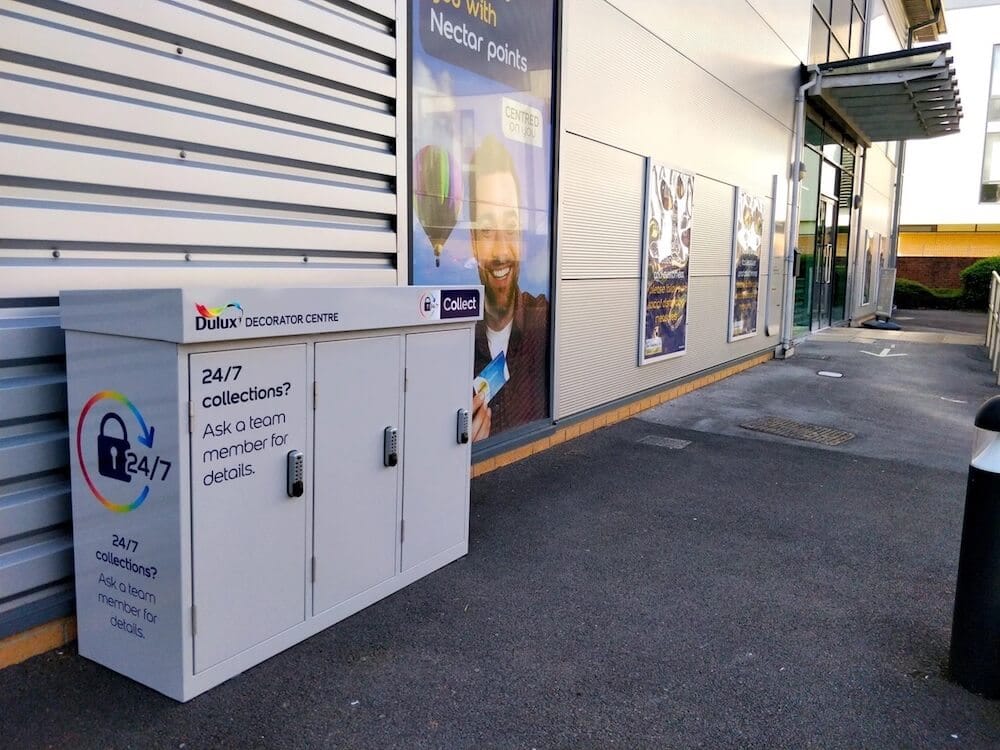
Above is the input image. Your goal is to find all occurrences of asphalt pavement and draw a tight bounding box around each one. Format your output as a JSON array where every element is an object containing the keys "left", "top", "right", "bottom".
[{"left": 2, "top": 310, "right": 999, "bottom": 749}]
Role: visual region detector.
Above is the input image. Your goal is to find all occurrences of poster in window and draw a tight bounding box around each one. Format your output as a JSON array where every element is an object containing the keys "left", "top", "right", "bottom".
[
  {"left": 728, "top": 188, "right": 764, "bottom": 341},
  {"left": 639, "top": 160, "right": 694, "bottom": 365},
  {"left": 410, "top": 0, "right": 556, "bottom": 443}
]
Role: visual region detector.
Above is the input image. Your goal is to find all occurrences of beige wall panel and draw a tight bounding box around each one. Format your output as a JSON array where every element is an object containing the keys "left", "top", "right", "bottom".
[
  {"left": 562, "top": 0, "right": 793, "bottom": 200},
  {"left": 688, "top": 179, "right": 736, "bottom": 277},
  {"left": 746, "top": 0, "right": 811, "bottom": 62},
  {"left": 559, "top": 135, "right": 774, "bottom": 280},
  {"left": 556, "top": 277, "right": 771, "bottom": 419},
  {"left": 609, "top": 0, "right": 805, "bottom": 124},
  {"left": 864, "top": 148, "right": 897, "bottom": 208},
  {"left": 861, "top": 180, "right": 893, "bottom": 240},
  {"left": 559, "top": 137, "right": 645, "bottom": 280}
]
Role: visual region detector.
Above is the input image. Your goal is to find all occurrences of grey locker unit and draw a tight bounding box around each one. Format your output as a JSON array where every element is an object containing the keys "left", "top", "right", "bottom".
[{"left": 61, "top": 286, "right": 480, "bottom": 701}]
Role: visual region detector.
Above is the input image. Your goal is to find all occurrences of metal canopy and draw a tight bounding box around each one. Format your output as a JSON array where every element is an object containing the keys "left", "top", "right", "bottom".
[{"left": 807, "top": 43, "right": 961, "bottom": 147}]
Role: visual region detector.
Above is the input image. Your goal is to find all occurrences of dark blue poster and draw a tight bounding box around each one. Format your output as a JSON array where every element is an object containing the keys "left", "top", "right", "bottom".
[
  {"left": 411, "top": 0, "right": 555, "bottom": 442},
  {"left": 640, "top": 160, "right": 694, "bottom": 364}
]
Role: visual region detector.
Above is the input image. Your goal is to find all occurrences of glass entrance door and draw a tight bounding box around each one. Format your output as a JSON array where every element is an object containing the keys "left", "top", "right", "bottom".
[{"left": 811, "top": 196, "right": 836, "bottom": 331}]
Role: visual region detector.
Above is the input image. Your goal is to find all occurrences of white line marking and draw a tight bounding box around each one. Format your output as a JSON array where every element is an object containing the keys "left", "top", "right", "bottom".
[{"left": 860, "top": 347, "right": 908, "bottom": 358}]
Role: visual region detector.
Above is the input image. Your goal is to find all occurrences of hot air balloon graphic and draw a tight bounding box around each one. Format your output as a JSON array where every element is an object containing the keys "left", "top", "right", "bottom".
[{"left": 414, "top": 145, "right": 463, "bottom": 268}]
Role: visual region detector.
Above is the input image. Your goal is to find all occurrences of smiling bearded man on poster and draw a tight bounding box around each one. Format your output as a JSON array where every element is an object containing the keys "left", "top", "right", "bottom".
[{"left": 469, "top": 135, "right": 549, "bottom": 442}]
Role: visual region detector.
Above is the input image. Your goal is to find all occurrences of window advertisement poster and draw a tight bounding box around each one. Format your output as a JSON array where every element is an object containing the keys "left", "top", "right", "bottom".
[
  {"left": 640, "top": 160, "right": 694, "bottom": 364},
  {"left": 728, "top": 188, "right": 764, "bottom": 341},
  {"left": 410, "top": 0, "right": 556, "bottom": 443}
]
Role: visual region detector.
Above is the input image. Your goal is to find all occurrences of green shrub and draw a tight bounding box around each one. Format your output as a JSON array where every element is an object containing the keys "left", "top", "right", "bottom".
[
  {"left": 960, "top": 257, "right": 1000, "bottom": 310},
  {"left": 894, "top": 278, "right": 962, "bottom": 310}
]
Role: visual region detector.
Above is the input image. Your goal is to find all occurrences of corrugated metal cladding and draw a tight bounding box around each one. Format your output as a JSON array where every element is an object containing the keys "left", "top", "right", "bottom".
[
  {"left": 1, "top": 0, "right": 402, "bottom": 295},
  {"left": 0, "top": 301, "right": 73, "bottom": 638},
  {"left": 556, "top": 0, "right": 791, "bottom": 421},
  {"left": 0, "top": 0, "right": 403, "bottom": 637}
]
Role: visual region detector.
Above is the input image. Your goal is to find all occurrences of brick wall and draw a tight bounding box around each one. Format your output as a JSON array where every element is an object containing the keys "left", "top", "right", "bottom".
[{"left": 897, "top": 257, "right": 974, "bottom": 289}]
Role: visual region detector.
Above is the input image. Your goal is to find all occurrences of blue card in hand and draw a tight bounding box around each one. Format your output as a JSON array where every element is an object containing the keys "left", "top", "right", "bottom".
[{"left": 473, "top": 351, "right": 509, "bottom": 405}]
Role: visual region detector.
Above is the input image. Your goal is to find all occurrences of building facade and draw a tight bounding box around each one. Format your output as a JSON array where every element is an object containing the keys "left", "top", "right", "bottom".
[
  {"left": 898, "top": 0, "right": 1000, "bottom": 289},
  {"left": 0, "top": 1, "right": 957, "bottom": 660}
]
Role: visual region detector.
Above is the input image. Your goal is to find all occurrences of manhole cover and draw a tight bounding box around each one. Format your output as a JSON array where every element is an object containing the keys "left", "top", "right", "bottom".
[
  {"left": 740, "top": 416, "right": 855, "bottom": 446},
  {"left": 638, "top": 435, "right": 691, "bottom": 450}
]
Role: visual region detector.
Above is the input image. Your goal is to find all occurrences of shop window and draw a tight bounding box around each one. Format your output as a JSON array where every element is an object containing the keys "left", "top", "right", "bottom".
[
  {"left": 810, "top": 9, "right": 830, "bottom": 64},
  {"left": 810, "top": 0, "right": 866, "bottom": 64},
  {"left": 982, "top": 45, "right": 1000, "bottom": 203},
  {"left": 831, "top": 0, "right": 852, "bottom": 52}
]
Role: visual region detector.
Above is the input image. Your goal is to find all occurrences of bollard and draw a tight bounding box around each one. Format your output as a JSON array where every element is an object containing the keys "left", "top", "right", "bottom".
[{"left": 950, "top": 395, "right": 1000, "bottom": 697}]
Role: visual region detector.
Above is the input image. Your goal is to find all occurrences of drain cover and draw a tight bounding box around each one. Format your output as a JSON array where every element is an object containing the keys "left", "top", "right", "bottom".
[
  {"left": 638, "top": 435, "right": 691, "bottom": 450},
  {"left": 740, "top": 416, "right": 855, "bottom": 446}
]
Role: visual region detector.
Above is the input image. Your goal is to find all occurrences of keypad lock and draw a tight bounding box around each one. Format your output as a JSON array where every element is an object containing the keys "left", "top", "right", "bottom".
[
  {"left": 457, "top": 409, "right": 470, "bottom": 444},
  {"left": 286, "top": 450, "right": 304, "bottom": 498},
  {"left": 97, "top": 412, "right": 132, "bottom": 483},
  {"left": 384, "top": 426, "right": 398, "bottom": 467}
]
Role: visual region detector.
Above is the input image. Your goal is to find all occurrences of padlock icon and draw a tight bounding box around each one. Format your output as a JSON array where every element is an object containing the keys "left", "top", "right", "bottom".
[
  {"left": 97, "top": 412, "right": 132, "bottom": 483},
  {"left": 424, "top": 296, "right": 433, "bottom": 312}
]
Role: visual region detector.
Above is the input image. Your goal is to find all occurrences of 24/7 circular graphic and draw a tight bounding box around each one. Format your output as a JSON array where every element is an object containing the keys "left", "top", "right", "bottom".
[{"left": 76, "top": 391, "right": 160, "bottom": 513}]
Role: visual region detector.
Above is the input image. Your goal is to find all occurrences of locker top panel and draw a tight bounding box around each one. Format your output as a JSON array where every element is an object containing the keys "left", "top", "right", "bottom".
[{"left": 60, "top": 286, "right": 484, "bottom": 344}]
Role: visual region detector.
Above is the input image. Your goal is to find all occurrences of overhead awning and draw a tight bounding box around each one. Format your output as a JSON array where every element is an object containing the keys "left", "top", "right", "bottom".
[{"left": 806, "top": 43, "right": 961, "bottom": 147}]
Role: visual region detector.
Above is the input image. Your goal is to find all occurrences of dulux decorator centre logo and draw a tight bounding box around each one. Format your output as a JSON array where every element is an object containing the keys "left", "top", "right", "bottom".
[{"left": 195, "top": 301, "right": 244, "bottom": 330}]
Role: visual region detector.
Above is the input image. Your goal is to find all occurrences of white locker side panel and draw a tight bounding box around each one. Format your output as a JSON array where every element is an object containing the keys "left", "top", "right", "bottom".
[{"left": 66, "top": 333, "right": 186, "bottom": 699}]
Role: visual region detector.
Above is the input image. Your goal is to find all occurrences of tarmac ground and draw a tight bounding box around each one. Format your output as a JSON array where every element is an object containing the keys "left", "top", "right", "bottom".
[{"left": 1, "top": 309, "right": 999, "bottom": 749}]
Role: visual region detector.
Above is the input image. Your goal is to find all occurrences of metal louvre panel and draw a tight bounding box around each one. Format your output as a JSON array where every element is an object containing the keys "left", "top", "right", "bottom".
[
  {"left": 0, "top": 0, "right": 400, "bottom": 292},
  {"left": 0, "top": 0, "right": 401, "bottom": 636},
  {"left": 0, "top": 303, "right": 73, "bottom": 633},
  {"left": 556, "top": 277, "right": 771, "bottom": 420}
]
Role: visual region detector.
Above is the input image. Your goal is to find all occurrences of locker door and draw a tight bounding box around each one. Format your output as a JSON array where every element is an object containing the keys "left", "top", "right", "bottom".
[
  {"left": 313, "top": 336, "right": 401, "bottom": 613},
  {"left": 401, "top": 329, "right": 472, "bottom": 571},
  {"left": 190, "top": 345, "right": 307, "bottom": 673}
]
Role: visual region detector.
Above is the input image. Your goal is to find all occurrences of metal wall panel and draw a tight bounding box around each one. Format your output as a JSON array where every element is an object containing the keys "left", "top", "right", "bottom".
[
  {"left": 747, "top": 0, "right": 812, "bottom": 63},
  {"left": 556, "top": 0, "right": 788, "bottom": 422},
  {"left": 556, "top": 137, "right": 774, "bottom": 420},
  {"left": 1, "top": 0, "right": 403, "bottom": 298},
  {"left": 610, "top": 0, "right": 807, "bottom": 124},
  {"left": 559, "top": 138, "right": 644, "bottom": 280},
  {"left": 0, "top": 0, "right": 404, "bottom": 637},
  {"left": 557, "top": 277, "right": 772, "bottom": 418},
  {"left": 562, "top": 0, "right": 792, "bottom": 201},
  {"left": 559, "top": 137, "right": 773, "bottom": 280},
  {"left": 0, "top": 303, "right": 73, "bottom": 638}
]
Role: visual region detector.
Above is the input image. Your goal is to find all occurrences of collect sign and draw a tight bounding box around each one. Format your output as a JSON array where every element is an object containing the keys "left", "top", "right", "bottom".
[{"left": 411, "top": 0, "right": 555, "bottom": 442}]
